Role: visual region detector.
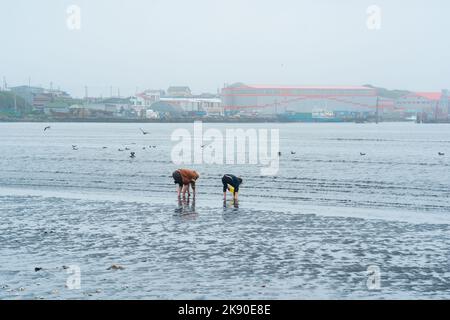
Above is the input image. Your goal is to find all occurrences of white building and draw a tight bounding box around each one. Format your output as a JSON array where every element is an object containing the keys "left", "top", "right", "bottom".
[
  {"left": 130, "top": 90, "right": 161, "bottom": 107},
  {"left": 160, "top": 97, "right": 222, "bottom": 115}
]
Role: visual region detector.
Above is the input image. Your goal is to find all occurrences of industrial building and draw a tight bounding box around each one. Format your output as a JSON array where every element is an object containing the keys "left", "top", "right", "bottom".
[
  {"left": 160, "top": 97, "right": 222, "bottom": 116},
  {"left": 221, "top": 83, "right": 378, "bottom": 121},
  {"left": 396, "top": 90, "right": 450, "bottom": 121}
]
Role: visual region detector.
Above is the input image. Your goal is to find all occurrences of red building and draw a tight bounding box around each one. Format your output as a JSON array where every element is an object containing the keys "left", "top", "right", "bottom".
[
  {"left": 221, "top": 83, "right": 378, "bottom": 119},
  {"left": 396, "top": 90, "right": 450, "bottom": 120}
]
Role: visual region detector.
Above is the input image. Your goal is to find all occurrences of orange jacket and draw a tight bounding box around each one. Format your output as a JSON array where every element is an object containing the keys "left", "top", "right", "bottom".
[{"left": 178, "top": 169, "right": 199, "bottom": 185}]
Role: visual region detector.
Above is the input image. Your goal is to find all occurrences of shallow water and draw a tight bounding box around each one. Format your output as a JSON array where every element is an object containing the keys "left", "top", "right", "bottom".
[{"left": 0, "top": 122, "right": 449, "bottom": 299}]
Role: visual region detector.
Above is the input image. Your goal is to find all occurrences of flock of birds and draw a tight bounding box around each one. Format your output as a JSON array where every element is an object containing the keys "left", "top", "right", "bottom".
[
  {"left": 267, "top": 150, "right": 443, "bottom": 158},
  {"left": 43, "top": 125, "right": 446, "bottom": 157},
  {"left": 44, "top": 126, "right": 156, "bottom": 158}
]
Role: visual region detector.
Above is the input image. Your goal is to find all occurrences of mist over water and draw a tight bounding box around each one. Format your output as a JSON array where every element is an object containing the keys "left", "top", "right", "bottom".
[{"left": 1, "top": 122, "right": 450, "bottom": 299}]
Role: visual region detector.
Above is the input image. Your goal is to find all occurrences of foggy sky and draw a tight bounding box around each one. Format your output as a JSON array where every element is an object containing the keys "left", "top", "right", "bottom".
[{"left": 1, "top": 0, "right": 449, "bottom": 98}]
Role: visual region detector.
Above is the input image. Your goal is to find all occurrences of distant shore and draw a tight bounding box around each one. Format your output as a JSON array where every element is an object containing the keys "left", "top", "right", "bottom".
[{"left": 0, "top": 118, "right": 418, "bottom": 124}]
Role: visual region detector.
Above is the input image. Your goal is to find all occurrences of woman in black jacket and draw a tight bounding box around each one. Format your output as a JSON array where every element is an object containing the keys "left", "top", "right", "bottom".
[{"left": 222, "top": 174, "right": 243, "bottom": 201}]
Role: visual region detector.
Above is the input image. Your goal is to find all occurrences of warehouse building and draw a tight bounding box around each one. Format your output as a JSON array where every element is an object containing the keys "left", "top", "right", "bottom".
[
  {"left": 221, "top": 83, "right": 378, "bottom": 121},
  {"left": 396, "top": 90, "right": 449, "bottom": 120}
]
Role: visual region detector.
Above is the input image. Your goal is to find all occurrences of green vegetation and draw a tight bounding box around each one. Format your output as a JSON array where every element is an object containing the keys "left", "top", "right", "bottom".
[
  {"left": 364, "top": 84, "right": 410, "bottom": 99},
  {"left": 100, "top": 97, "right": 131, "bottom": 104},
  {"left": 0, "top": 91, "right": 31, "bottom": 117}
]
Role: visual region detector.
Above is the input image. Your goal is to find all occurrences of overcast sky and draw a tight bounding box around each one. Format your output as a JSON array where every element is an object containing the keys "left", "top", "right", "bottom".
[{"left": 1, "top": 0, "right": 449, "bottom": 97}]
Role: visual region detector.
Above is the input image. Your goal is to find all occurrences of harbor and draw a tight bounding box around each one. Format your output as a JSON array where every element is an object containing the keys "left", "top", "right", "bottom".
[{"left": 1, "top": 84, "right": 449, "bottom": 124}]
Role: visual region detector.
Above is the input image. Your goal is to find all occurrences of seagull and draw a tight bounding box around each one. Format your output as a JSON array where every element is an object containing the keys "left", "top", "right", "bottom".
[
  {"left": 142, "top": 147, "right": 146, "bottom": 150},
  {"left": 102, "top": 146, "right": 108, "bottom": 149},
  {"left": 291, "top": 151, "right": 296, "bottom": 155},
  {"left": 130, "top": 152, "right": 136, "bottom": 158},
  {"left": 118, "top": 149, "right": 124, "bottom": 152},
  {"left": 44, "top": 126, "right": 51, "bottom": 131},
  {"left": 140, "top": 128, "right": 149, "bottom": 135},
  {"left": 360, "top": 152, "right": 366, "bottom": 156},
  {"left": 125, "top": 147, "right": 130, "bottom": 151},
  {"left": 278, "top": 152, "right": 282, "bottom": 156},
  {"left": 201, "top": 145, "right": 206, "bottom": 148},
  {"left": 152, "top": 146, "right": 156, "bottom": 148},
  {"left": 438, "top": 152, "right": 445, "bottom": 156},
  {"left": 72, "top": 145, "right": 78, "bottom": 150}
]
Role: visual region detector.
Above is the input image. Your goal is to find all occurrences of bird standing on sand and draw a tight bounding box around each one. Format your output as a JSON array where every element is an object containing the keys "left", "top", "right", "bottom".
[
  {"left": 44, "top": 126, "right": 51, "bottom": 131},
  {"left": 130, "top": 152, "right": 136, "bottom": 158},
  {"left": 438, "top": 152, "right": 445, "bottom": 156},
  {"left": 360, "top": 152, "right": 366, "bottom": 156},
  {"left": 72, "top": 145, "right": 78, "bottom": 150},
  {"left": 291, "top": 151, "right": 296, "bottom": 155},
  {"left": 140, "top": 128, "right": 149, "bottom": 135}
]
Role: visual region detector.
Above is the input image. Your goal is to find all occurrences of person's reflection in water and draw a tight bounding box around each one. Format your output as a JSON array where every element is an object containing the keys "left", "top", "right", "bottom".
[
  {"left": 223, "top": 199, "right": 239, "bottom": 210},
  {"left": 222, "top": 199, "right": 240, "bottom": 223},
  {"left": 175, "top": 196, "right": 197, "bottom": 216}
]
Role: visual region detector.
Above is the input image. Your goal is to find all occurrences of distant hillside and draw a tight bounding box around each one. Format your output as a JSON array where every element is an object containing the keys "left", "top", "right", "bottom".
[{"left": 363, "top": 85, "right": 411, "bottom": 99}]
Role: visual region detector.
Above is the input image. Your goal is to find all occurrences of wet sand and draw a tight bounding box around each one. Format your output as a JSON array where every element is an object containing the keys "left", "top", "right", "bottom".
[{"left": 1, "top": 194, "right": 450, "bottom": 299}]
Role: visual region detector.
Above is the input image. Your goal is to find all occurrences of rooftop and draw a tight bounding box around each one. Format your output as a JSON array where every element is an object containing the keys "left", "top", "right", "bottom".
[
  {"left": 223, "top": 84, "right": 375, "bottom": 91},
  {"left": 412, "top": 92, "right": 445, "bottom": 101}
]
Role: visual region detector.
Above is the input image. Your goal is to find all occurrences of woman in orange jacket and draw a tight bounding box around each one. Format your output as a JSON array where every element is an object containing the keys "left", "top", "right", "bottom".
[{"left": 172, "top": 169, "right": 200, "bottom": 197}]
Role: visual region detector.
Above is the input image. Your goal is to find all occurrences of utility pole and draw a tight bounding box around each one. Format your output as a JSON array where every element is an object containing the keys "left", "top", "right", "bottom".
[
  {"left": 84, "top": 86, "right": 88, "bottom": 105},
  {"left": 375, "top": 96, "right": 379, "bottom": 124},
  {"left": 435, "top": 101, "right": 439, "bottom": 121},
  {"left": 13, "top": 92, "right": 17, "bottom": 114}
]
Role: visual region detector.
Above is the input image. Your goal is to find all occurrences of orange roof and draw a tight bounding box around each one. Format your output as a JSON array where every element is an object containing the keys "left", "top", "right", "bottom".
[
  {"left": 225, "top": 84, "right": 373, "bottom": 90},
  {"left": 412, "top": 92, "right": 443, "bottom": 101}
]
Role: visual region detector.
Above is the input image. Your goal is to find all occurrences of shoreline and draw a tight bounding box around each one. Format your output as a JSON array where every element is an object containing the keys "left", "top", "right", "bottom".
[{"left": 0, "top": 118, "right": 418, "bottom": 124}]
